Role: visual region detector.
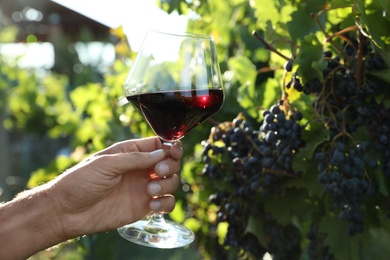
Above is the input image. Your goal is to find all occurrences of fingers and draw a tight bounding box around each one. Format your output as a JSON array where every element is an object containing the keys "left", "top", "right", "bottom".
[
  {"left": 147, "top": 174, "right": 179, "bottom": 213},
  {"left": 95, "top": 137, "right": 162, "bottom": 155},
  {"left": 147, "top": 174, "right": 179, "bottom": 197},
  {"left": 170, "top": 141, "right": 183, "bottom": 160},
  {"left": 101, "top": 140, "right": 182, "bottom": 177},
  {"left": 95, "top": 137, "right": 183, "bottom": 157},
  {"left": 149, "top": 195, "right": 176, "bottom": 213},
  {"left": 89, "top": 146, "right": 182, "bottom": 180},
  {"left": 154, "top": 157, "right": 181, "bottom": 178},
  {"left": 92, "top": 149, "right": 167, "bottom": 175},
  {"left": 151, "top": 141, "right": 182, "bottom": 178}
]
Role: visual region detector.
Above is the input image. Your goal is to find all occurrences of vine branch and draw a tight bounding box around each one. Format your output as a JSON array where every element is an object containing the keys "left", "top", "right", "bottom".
[{"left": 252, "top": 31, "right": 290, "bottom": 61}]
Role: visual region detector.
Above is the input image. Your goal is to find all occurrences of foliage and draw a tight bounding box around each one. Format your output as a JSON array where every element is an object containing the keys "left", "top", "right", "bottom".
[
  {"left": 2, "top": 0, "right": 390, "bottom": 259},
  {"left": 159, "top": 0, "right": 390, "bottom": 259}
]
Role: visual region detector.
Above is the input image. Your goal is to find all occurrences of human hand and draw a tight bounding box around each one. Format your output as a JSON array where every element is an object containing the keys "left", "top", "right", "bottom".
[{"left": 48, "top": 137, "right": 182, "bottom": 240}]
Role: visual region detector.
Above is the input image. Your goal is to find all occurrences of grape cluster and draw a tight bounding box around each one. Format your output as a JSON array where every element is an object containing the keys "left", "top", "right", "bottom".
[
  {"left": 263, "top": 215, "right": 302, "bottom": 260},
  {"left": 288, "top": 34, "right": 390, "bottom": 235},
  {"left": 202, "top": 103, "right": 304, "bottom": 195},
  {"left": 209, "top": 192, "right": 266, "bottom": 258},
  {"left": 315, "top": 141, "right": 377, "bottom": 235},
  {"left": 201, "top": 103, "right": 305, "bottom": 257},
  {"left": 225, "top": 223, "right": 267, "bottom": 259},
  {"left": 358, "top": 100, "right": 390, "bottom": 184},
  {"left": 199, "top": 30, "right": 390, "bottom": 258},
  {"left": 306, "top": 224, "right": 335, "bottom": 260},
  {"left": 258, "top": 104, "right": 304, "bottom": 190}
]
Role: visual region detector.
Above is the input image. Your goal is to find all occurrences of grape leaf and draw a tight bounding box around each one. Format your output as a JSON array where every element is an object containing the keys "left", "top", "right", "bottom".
[
  {"left": 287, "top": 6, "right": 322, "bottom": 44},
  {"left": 356, "top": 0, "right": 390, "bottom": 48},
  {"left": 246, "top": 215, "right": 267, "bottom": 246},
  {"left": 290, "top": 157, "right": 324, "bottom": 198},
  {"left": 295, "top": 34, "right": 325, "bottom": 83},
  {"left": 300, "top": 120, "right": 330, "bottom": 159},
  {"left": 360, "top": 227, "right": 390, "bottom": 258},
  {"left": 229, "top": 56, "right": 259, "bottom": 117},
  {"left": 369, "top": 68, "right": 390, "bottom": 85},
  {"left": 229, "top": 56, "right": 257, "bottom": 86},
  {"left": 253, "top": 0, "right": 281, "bottom": 32},
  {"left": 170, "top": 200, "right": 186, "bottom": 222},
  {"left": 258, "top": 77, "right": 282, "bottom": 110},
  {"left": 319, "top": 214, "right": 361, "bottom": 260},
  {"left": 292, "top": 120, "right": 329, "bottom": 197},
  {"left": 326, "top": 2, "right": 355, "bottom": 28},
  {"left": 372, "top": 165, "right": 389, "bottom": 196},
  {"left": 263, "top": 188, "right": 312, "bottom": 225}
]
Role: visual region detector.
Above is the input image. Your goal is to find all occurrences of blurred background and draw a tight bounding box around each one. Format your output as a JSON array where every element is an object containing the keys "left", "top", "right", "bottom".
[
  {"left": 4, "top": 0, "right": 388, "bottom": 259},
  {"left": 0, "top": 0, "right": 202, "bottom": 259}
]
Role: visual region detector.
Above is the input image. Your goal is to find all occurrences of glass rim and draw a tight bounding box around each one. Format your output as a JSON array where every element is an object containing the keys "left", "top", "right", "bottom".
[{"left": 146, "top": 29, "right": 214, "bottom": 41}]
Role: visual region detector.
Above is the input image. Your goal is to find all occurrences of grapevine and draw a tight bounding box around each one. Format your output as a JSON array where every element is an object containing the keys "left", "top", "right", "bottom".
[
  {"left": 296, "top": 31, "right": 389, "bottom": 236},
  {"left": 201, "top": 97, "right": 306, "bottom": 258},
  {"left": 194, "top": 2, "right": 390, "bottom": 259}
]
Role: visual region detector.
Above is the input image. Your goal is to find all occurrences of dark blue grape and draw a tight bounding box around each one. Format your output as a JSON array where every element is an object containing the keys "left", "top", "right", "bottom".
[{"left": 284, "top": 60, "right": 293, "bottom": 72}]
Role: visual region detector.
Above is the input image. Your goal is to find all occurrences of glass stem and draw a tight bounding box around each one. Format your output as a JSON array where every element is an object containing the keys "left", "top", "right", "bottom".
[{"left": 151, "top": 213, "right": 165, "bottom": 223}]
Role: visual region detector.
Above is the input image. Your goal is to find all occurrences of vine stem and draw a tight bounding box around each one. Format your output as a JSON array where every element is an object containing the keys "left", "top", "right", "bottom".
[
  {"left": 316, "top": 5, "right": 354, "bottom": 17},
  {"left": 310, "top": 12, "right": 346, "bottom": 59},
  {"left": 263, "top": 168, "right": 298, "bottom": 178},
  {"left": 252, "top": 31, "right": 290, "bottom": 61},
  {"left": 324, "top": 25, "right": 358, "bottom": 50},
  {"left": 356, "top": 29, "right": 366, "bottom": 88},
  {"left": 206, "top": 117, "right": 221, "bottom": 126}
]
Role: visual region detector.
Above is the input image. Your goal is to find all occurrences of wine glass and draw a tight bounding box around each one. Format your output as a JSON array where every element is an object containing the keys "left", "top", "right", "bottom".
[{"left": 117, "top": 30, "right": 224, "bottom": 248}]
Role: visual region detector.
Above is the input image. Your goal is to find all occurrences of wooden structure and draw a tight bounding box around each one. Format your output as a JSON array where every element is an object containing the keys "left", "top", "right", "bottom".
[{"left": 0, "top": 0, "right": 111, "bottom": 42}]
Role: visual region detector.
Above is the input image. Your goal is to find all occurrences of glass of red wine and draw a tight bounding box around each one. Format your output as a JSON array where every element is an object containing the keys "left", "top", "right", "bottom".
[{"left": 117, "top": 30, "right": 224, "bottom": 248}]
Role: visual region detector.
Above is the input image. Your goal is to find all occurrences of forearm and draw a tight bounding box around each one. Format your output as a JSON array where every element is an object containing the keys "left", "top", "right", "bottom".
[{"left": 0, "top": 184, "right": 66, "bottom": 260}]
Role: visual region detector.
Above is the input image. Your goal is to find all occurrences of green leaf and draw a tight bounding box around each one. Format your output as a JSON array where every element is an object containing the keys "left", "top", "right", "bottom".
[
  {"left": 287, "top": 7, "right": 322, "bottom": 44},
  {"left": 183, "top": 217, "right": 202, "bottom": 233},
  {"left": 170, "top": 200, "right": 186, "bottom": 223},
  {"left": 292, "top": 120, "right": 329, "bottom": 197},
  {"left": 326, "top": 2, "right": 356, "bottom": 27},
  {"left": 246, "top": 215, "right": 267, "bottom": 246},
  {"left": 258, "top": 78, "right": 282, "bottom": 111},
  {"left": 300, "top": 120, "right": 330, "bottom": 159},
  {"left": 229, "top": 56, "right": 259, "bottom": 117},
  {"left": 253, "top": 0, "right": 281, "bottom": 32},
  {"left": 263, "top": 188, "right": 311, "bottom": 225},
  {"left": 361, "top": 227, "right": 390, "bottom": 258},
  {"left": 289, "top": 158, "right": 324, "bottom": 198},
  {"left": 372, "top": 165, "right": 389, "bottom": 196},
  {"left": 0, "top": 25, "right": 19, "bottom": 42},
  {"left": 368, "top": 69, "right": 390, "bottom": 84},
  {"left": 356, "top": 0, "right": 390, "bottom": 48},
  {"left": 28, "top": 156, "right": 76, "bottom": 188},
  {"left": 217, "top": 222, "right": 229, "bottom": 245},
  {"left": 229, "top": 56, "right": 257, "bottom": 89},
  {"left": 295, "top": 34, "right": 325, "bottom": 83},
  {"left": 319, "top": 214, "right": 361, "bottom": 260}
]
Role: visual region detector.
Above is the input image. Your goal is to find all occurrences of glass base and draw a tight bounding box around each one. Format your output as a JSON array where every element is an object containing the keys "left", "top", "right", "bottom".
[{"left": 117, "top": 215, "right": 195, "bottom": 249}]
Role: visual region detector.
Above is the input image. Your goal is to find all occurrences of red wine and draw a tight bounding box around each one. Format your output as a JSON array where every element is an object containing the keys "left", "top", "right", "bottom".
[{"left": 127, "top": 89, "right": 224, "bottom": 141}]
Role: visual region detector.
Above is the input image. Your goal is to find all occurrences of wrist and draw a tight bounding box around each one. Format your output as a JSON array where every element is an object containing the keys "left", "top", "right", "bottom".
[{"left": 0, "top": 183, "right": 67, "bottom": 259}]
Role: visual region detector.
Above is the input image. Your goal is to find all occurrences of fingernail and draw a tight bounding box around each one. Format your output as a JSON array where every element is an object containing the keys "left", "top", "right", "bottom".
[
  {"left": 158, "top": 162, "right": 169, "bottom": 176},
  {"left": 149, "top": 182, "right": 161, "bottom": 195},
  {"left": 149, "top": 149, "right": 164, "bottom": 158},
  {"left": 175, "top": 143, "right": 183, "bottom": 157},
  {"left": 150, "top": 200, "right": 161, "bottom": 211}
]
